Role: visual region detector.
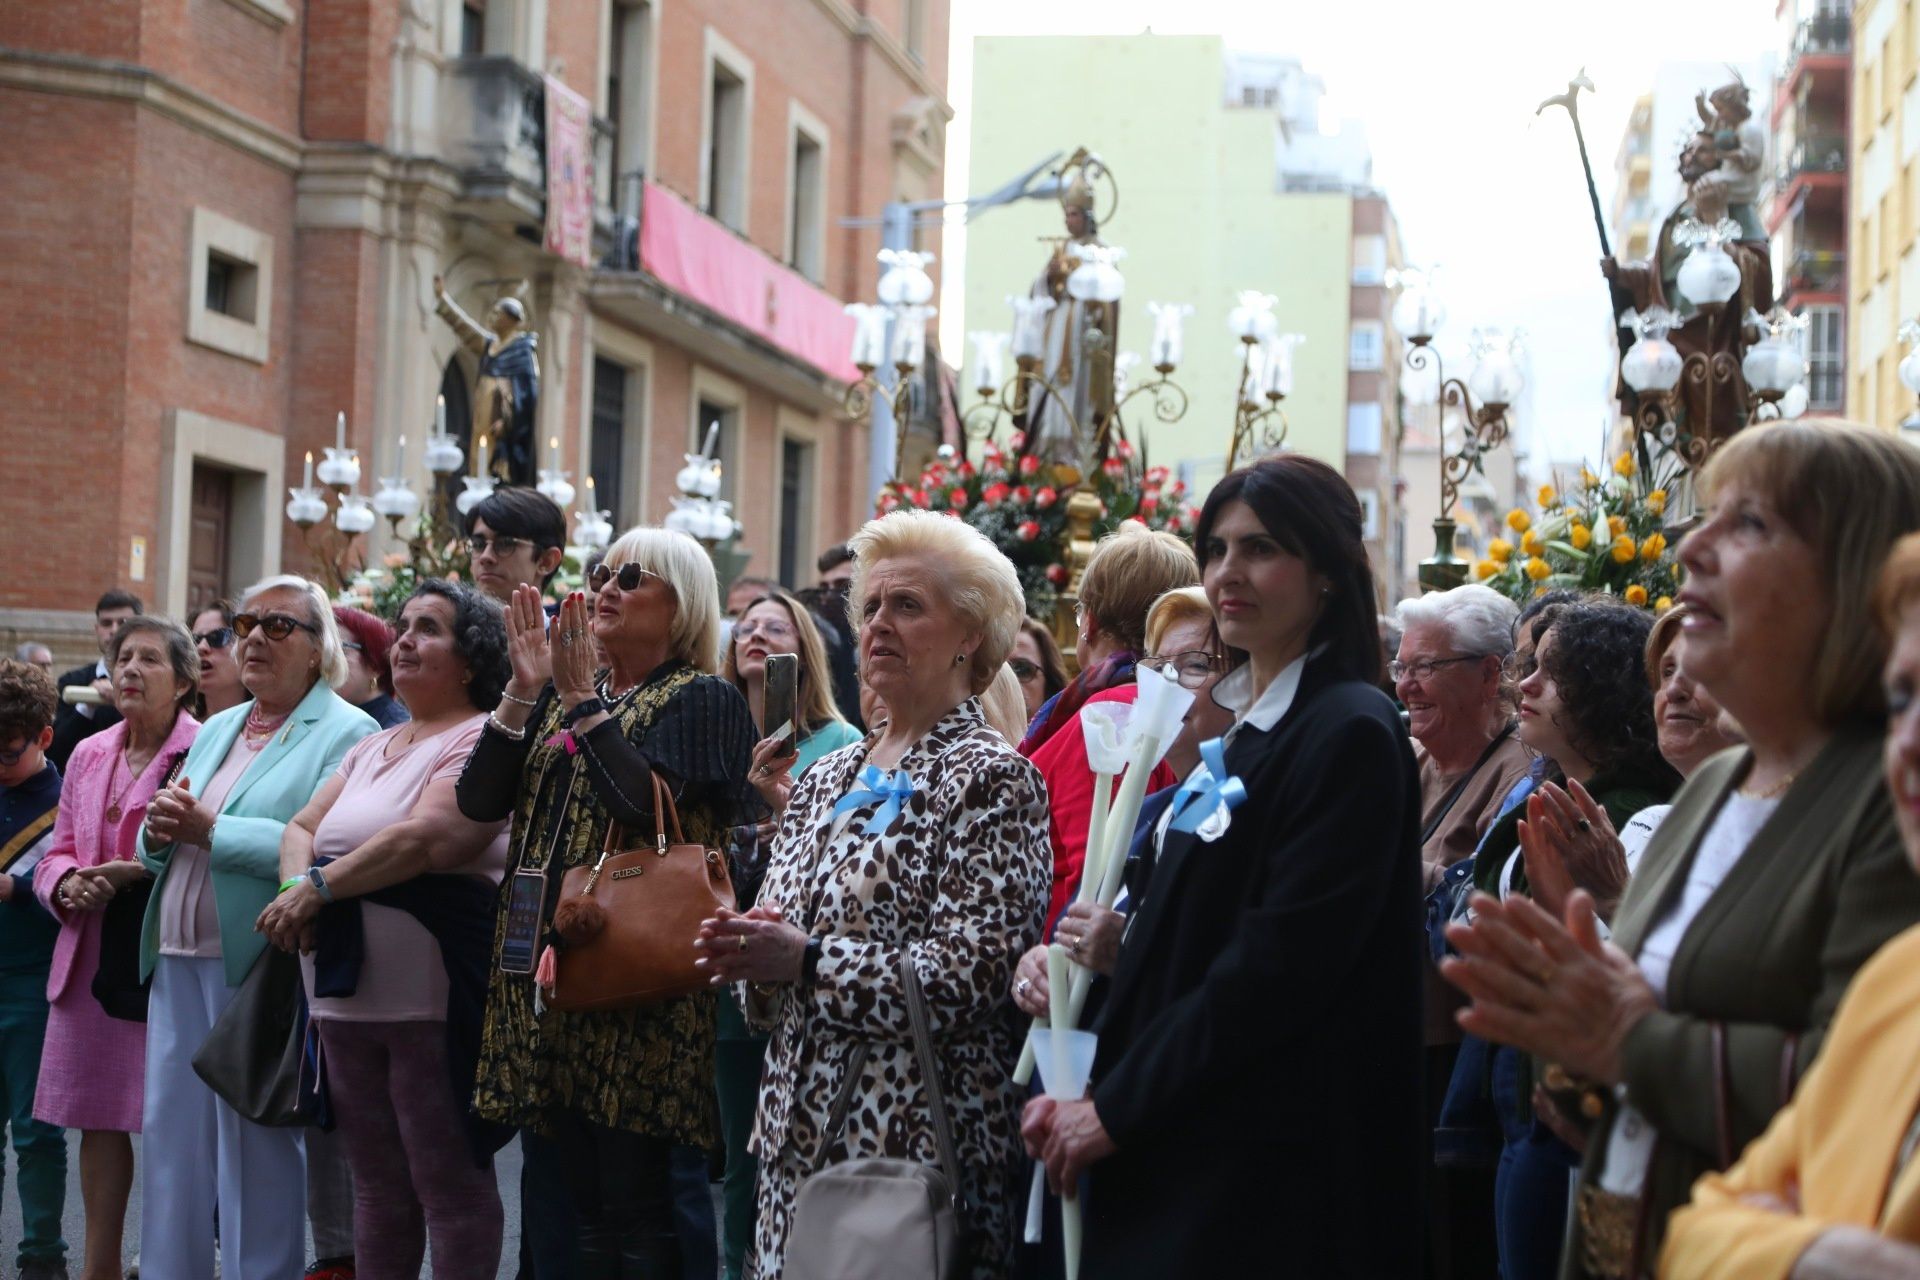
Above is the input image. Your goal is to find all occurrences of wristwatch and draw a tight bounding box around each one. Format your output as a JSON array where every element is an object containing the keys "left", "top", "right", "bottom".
[
  {"left": 563, "top": 696, "right": 608, "bottom": 727},
  {"left": 306, "top": 865, "right": 335, "bottom": 904},
  {"left": 800, "top": 935, "right": 824, "bottom": 986}
]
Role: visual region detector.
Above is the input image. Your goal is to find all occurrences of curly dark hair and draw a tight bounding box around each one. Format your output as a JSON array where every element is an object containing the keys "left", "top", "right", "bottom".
[
  {"left": 1535, "top": 602, "right": 1678, "bottom": 783},
  {"left": 401, "top": 579, "right": 510, "bottom": 712},
  {"left": 0, "top": 659, "right": 57, "bottom": 745}
]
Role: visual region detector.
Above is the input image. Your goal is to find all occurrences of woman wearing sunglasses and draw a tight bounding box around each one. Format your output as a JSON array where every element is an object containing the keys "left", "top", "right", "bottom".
[
  {"left": 190, "top": 600, "right": 246, "bottom": 720},
  {"left": 137, "top": 575, "right": 378, "bottom": 1280},
  {"left": 458, "top": 528, "right": 757, "bottom": 1276}
]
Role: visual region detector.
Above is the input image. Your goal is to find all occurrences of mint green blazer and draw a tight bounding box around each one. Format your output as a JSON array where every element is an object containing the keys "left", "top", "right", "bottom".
[{"left": 138, "top": 680, "right": 377, "bottom": 986}]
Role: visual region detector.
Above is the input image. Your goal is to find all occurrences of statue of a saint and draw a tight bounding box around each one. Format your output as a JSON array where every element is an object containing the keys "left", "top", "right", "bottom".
[
  {"left": 1017, "top": 161, "right": 1117, "bottom": 468},
  {"left": 433, "top": 276, "right": 541, "bottom": 484},
  {"left": 1603, "top": 125, "right": 1772, "bottom": 447}
]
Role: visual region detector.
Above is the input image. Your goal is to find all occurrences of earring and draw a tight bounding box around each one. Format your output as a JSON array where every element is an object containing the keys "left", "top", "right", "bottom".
[{"left": 955, "top": 653, "right": 967, "bottom": 667}]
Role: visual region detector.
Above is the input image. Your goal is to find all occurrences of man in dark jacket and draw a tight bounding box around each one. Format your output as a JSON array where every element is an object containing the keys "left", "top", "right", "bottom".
[{"left": 48, "top": 589, "right": 141, "bottom": 771}]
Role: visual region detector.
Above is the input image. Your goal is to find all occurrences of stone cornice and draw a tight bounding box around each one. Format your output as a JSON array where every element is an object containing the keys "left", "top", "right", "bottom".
[
  {"left": 804, "top": 0, "right": 953, "bottom": 120},
  {"left": 0, "top": 46, "right": 304, "bottom": 172}
]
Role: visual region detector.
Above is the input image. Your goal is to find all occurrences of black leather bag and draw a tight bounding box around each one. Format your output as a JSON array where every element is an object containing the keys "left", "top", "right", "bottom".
[
  {"left": 190, "top": 946, "right": 326, "bottom": 1128},
  {"left": 90, "top": 879, "right": 154, "bottom": 1022}
]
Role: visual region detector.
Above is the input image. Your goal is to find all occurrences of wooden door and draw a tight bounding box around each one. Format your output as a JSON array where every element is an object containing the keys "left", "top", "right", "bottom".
[{"left": 187, "top": 464, "right": 233, "bottom": 613}]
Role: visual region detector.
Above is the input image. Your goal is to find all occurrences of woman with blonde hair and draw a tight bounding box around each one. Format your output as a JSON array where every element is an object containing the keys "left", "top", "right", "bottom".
[
  {"left": 695, "top": 508, "right": 1050, "bottom": 1278},
  {"left": 1444, "top": 421, "right": 1920, "bottom": 1278},
  {"left": 459, "top": 526, "right": 757, "bottom": 1276}
]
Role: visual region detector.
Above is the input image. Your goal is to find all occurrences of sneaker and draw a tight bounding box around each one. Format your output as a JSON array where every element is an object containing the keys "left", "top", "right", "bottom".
[
  {"left": 20, "top": 1262, "right": 72, "bottom": 1280},
  {"left": 303, "top": 1260, "right": 355, "bottom": 1280}
]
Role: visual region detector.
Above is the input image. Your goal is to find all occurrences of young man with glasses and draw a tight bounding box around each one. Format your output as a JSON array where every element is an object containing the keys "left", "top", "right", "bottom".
[
  {"left": 463, "top": 487, "right": 567, "bottom": 606},
  {"left": 49, "top": 589, "right": 143, "bottom": 771},
  {"left": 0, "top": 660, "right": 70, "bottom": 1280}
]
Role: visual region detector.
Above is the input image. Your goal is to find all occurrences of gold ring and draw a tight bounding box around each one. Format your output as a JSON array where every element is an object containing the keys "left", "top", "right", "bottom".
[
  {"left": 738, "top": 935, "right": 749, "bottom": 953},
  {"left": 1535, "top": 964, "right": 1556, "bottom": 985}
]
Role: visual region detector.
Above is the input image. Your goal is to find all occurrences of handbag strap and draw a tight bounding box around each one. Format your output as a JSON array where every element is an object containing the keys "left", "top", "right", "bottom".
[
  {"left": 1420, "top": 723, "right": 1515, "bottom": 847},
  {"left": 900, "top": 951, "right": 968, "bottom": 1214},
  {"left": 600, "top": 769, "right": 692, "bottom": 855}
]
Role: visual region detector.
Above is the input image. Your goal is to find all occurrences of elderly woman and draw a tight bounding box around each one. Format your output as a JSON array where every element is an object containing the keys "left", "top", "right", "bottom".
[
  {"left": 1517, "top": 605, "right": 1743, "bottom": 923},
  {"left": 1024, "top": 455, "right": 1424, "bottom": 1276},
  {"left": 715, "top": 587, "right": 857, "bottom": 1280},
  {"left": 1444, "top": 421, "right": 1920, "bottom": 1279},
  {"left": 1658, "top": 531, "right": 1920, "bottom": 1279},
  {"left": 1019, "top": 524, "right": 1199, "bottom": 927},
  {"left": 458, "top": 529, "right": 757, "bottom": 1277},
  {"left": 35, "top": 617, "right": 198, "bottom": 1280},
  {"left": 694, "top": 509, "right": 1050, "bottom": 1279},
  {"left": 336, "top": 605, "right": 408, "bottom": 729},
  {"left": 250, "top": 581, "right": 514, "bottom": 1279},
  {"left": 191, "top": 599, "right": 246, "bottom": 720},
  {"left": 138, "top": 575, "right": 377, "bottom": 1280},
  {"left": 1012, "top": 617, "right": 1069, "bottom": 727}
]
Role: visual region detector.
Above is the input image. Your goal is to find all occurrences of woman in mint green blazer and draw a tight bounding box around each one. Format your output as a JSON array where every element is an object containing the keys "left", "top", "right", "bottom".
[{"left": 138, "top": 575, "right": 376, "bottom": 1280}]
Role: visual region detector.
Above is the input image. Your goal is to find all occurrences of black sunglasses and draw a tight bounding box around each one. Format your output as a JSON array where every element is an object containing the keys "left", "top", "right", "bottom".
[
  {"left": 589, "top": 563, "right": 662, "bottom": 593},
  {"left": 192, "top": 627, "right": 235, "bottom": 650},
  {"left": 1008, "top": 658, "right": 1041, "bottom": 680},
  {"left": 466, "top": 534, "right": 537, "bottom": 557},
  {"left": 231, "top": 612, "right": 319, "bottom": 642}
]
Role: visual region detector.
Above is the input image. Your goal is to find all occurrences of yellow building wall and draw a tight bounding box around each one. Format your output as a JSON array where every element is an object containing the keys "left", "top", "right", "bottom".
[
  {"left": 1850, "top": 0, "right": 1920, "bottom": 429},
  {"left": 961, "top": 34, "right": 1354, "bottom": 492}
]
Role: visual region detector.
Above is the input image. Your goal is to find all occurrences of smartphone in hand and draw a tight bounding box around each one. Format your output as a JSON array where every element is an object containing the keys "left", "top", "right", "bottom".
[{"left": 764, "top": 653, "right": 799, "bottom": 756}]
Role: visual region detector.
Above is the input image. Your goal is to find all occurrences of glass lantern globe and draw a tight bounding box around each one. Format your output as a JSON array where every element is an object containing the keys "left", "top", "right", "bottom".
[
  {"left": 1391, "top": 283, "right": 1446, "bottom": 345},
  {"left": 1778, "top": 382, "right": 1810, "bottom": 419},
  {"left": 371, "top": 479, "right": 421, "bottom": 522},
  {"left": 1467, "top": 332, "right": 1524, "bottom": 410},
  {"left": 1065, "top": 246, "right": 1126, "bottom": 304},
  {"left": 1741, "top": 338, "right": 1807, "bottom": 399},
  {"left": 875, "top": 250, "right": 935, "bottom": 307},
  {"left": 1228, "top": 291, "right": 1279, "bottom": 344},
  {"left": 334, "top": 493, "right": 377, "bottom": 535},
  {"left": 1901, "top": 347, "right": 1920, "bottom": 397},
  {"left": 1676, "top": 243, "right": 1741, "bottom": 307},
  {"left": 1622, "top": 336, "right": 1684, "bottom": 394}
]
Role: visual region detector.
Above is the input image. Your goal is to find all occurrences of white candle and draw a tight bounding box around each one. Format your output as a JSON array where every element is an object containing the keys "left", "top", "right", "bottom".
[
  {"left": 435, "top": 394, "right": 446, "bottom": 436},
  {"left": 475, "top": 434, "right": 489, "bottom": 478},
  {"left": 302, "top": 450, "right": 314, "bottom": 488},
  {"left": 335, "top": 411, "right": 346, "bottom": 451},
  {"left": 585, "top": 475, "right": 596, "bottom": 513},
  {"left": 702, "top": 422, "right": 719, "bottom": 460},
  {"left": 396, "top": 434, "right": 406, "bottom": 476},
  {"left": 549, "top": 435, "right": 560, "bottom": 469}
]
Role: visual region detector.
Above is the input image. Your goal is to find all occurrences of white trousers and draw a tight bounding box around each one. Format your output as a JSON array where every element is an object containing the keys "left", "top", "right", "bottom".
[{"left": 141, "top": 954, "right": 307, "bottom": 1280}]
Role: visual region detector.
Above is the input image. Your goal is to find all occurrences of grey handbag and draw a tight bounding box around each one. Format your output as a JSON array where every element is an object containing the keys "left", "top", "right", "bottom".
[{"left": 783, "top": 952, "right": 968, "bottom": 1280}]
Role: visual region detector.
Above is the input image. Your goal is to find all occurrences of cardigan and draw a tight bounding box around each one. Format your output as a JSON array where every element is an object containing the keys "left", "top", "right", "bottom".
[
  {"left": 1658, "top": 922, "right": 1920, "bottom": 1279},
  {"left": 1563, "top": 727, "right": 1920, "bottom": 1278},
  {"left": 0, "top": 760, "right": 63, "bottom": 977},
  {"left": 138, "top": 683, "right": 376, "bottom": 987}
]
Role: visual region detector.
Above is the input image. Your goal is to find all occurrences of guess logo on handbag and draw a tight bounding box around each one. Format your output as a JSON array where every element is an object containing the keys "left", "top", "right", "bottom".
[{"left": 611, "top": 866, "right": 646, "bottom": 881}]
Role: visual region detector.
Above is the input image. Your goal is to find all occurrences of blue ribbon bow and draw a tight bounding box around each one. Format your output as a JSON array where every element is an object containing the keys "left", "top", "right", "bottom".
[
  {"left": 1167, "top": 737, "right": 1247, "bottom": 834},
  {"left": 831, "top": 765, "right": 918, "bottom": 835}
]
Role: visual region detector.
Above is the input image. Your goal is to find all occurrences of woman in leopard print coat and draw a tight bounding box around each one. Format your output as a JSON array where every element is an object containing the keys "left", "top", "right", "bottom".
[{"left": 696, "top": 510, "right": 1051, "bottom": 1279}]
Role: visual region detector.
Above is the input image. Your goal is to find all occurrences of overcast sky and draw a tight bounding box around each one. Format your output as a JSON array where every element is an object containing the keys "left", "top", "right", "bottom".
[{"left": 938, "top": 0, "right": 1779, "bottom": 470}]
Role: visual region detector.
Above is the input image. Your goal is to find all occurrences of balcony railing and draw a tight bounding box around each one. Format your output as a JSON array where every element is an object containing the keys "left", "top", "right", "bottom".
[
  {"left": 1789, "top": 12, "right": 1852, "bottom": 60},
  {"left": 1785, "top": 248, "right": 1847, "bottom": 294},
  {"left": 1778, "top": 135, "right": 1849, "bottom": 185},
  {"left": 440, "top": 56, "right": 616, "bottom": 244}
]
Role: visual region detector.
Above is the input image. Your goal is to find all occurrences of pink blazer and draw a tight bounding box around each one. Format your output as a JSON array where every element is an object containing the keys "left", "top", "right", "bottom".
[{"left": 35, "top": 713, "right": 200, "bottom": 1001}]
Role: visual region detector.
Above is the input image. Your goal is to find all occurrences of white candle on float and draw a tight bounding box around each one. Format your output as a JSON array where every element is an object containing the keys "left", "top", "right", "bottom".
[
  {"left": 549, "top": 435, "right": 561, "bottom": 469},
  {"left": 303, "top": 450, "right": 314, "bottom": 488},
  {"left": 435, "top": 394, "right": 447, "bottom": 436},
  {"left": 396, "top": 434, "right": 406, "bottom": 477},
  {"left": 702, "top": 422, "right": 719, "bottom": 459},
  {"left": 475, "top": 434, "right": 489, "bottom": 478},
  {"left": 335, "top": 411, "right": 346, "bottom": 451}
]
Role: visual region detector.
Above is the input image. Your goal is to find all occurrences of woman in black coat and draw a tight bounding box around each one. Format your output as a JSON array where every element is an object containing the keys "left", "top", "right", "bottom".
[{"left": 1024, "top": 454, "right": 1426, "bottom": 1276}]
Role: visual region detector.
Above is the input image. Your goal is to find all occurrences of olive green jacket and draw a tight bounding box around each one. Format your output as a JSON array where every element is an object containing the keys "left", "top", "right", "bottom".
[{"left": 1563, "top": 727, "right": 1920, "bottom": 1278}]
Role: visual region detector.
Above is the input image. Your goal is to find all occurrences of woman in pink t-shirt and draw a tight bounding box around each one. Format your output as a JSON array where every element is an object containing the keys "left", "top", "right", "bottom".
[{"left": 256, "top": 581, "right": 513, "bottom": 1280}]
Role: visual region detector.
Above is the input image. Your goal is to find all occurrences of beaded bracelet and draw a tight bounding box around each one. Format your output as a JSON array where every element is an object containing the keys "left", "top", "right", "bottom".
[
  {"left": 486, "top": 712, "right": 527, "bottom": 740},
  {"left": 499, "top": 690, "right": 540, "bottom": 708}
]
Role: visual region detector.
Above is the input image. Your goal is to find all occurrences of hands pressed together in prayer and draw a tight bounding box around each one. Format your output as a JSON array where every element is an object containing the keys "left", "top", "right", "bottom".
[
  {"left": 694, "top": 902, "right": 808, "bottom": 986},
  {"left": 1517, "top": 780, "right": 1629, "bottom": 923},
  {"left": 145, "top": 776, "right": 217, "bottom": 850}
]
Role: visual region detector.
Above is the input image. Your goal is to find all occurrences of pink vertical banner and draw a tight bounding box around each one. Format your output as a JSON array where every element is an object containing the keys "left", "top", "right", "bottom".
[{"left": 543, "top": 74, "right": 594, "bottom": 268}]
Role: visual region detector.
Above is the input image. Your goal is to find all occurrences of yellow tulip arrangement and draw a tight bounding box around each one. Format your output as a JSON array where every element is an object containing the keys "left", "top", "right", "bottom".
[{"left": 1476, "top": 458, "right": 1680, "bottom": 611}]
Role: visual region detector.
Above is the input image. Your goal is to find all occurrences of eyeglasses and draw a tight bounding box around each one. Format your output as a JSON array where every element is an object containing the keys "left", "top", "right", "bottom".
[
  {"left": 1140, "top": 650, "right": 1225, "bottom": 689},
  {"left": 340, "top": 640, "right": 364, "bottom": 653},
  {"left": 231, "top": 612, "right": 319, "bottom": 643},
  {"left": 192, "top": 627, "right": 235, "bottom": 650},
  {"left": 0, "top": 740, "right": 31, "bottom": 768},
  {"left": 1008, "top": 658, "right": 1041, "bottom": 681},
  {"left": 1387, "top": 655, "right": 1484, "bottom": 682},
  {"left": 734, "top": 619, "right": 796, "bottom": 642},
  {"left": 589, "top": 562, "right": 662, "bottom": 594},
  {"left": 465, "top": 534, "right": 535, "bottom": 557}
]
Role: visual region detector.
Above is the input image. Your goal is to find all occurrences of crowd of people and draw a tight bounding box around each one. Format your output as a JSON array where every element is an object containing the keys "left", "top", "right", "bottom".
[{"left": 3, "top": 421, "right": 1920, "bottom": 1279}]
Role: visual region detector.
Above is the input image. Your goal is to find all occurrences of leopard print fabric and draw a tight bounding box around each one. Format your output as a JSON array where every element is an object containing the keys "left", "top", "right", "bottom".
[{"left": 743, "top": 697, "right": 1050, "bottom": 1280}]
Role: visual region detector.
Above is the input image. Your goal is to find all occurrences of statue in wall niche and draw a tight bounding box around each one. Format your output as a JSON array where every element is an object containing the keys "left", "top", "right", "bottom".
[{"left": 433, "top": 275, "right": 541, "bottom": 485}]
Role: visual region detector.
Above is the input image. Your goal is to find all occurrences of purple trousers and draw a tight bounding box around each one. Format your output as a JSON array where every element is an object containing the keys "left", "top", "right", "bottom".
[{"left": 318, "top": 1020, "right": 502, "bottom": 1280}]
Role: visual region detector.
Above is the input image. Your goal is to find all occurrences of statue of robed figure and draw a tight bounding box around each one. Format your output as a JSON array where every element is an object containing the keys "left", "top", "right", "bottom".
[
  {"left": 1016, "top": 157, "right": 1119, "bottom": 468},
  {"left": 433, "top": 275, "right": 541, "bottom": 484}
]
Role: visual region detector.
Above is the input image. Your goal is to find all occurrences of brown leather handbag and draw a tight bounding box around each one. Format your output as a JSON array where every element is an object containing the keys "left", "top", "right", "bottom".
[{"left": 547, "top": 771, "right": 734, "bottom": 1012}]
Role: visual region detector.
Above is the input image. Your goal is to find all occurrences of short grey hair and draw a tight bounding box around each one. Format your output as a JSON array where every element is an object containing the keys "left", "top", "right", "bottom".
[
  {"left": 848, "top": 509, "right": 1025, "bottom": 695},
  {"left": 1393, "top": 584, "right": 1519, "bottom": 659},
  {"left": 239, "top": 574, "right": 350, "bottom": 690}
]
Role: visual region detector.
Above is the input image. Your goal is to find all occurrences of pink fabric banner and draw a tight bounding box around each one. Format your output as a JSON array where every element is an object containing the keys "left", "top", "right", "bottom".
[
  {"left": 543, "top": 75, "right": 594, "bottom": 268},
  {"left": 639, "top": 181, "right": 858, "bottom": 381}
]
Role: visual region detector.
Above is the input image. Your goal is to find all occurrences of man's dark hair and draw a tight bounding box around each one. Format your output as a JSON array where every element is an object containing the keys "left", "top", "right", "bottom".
[
  {"left": 96, "top": 589, "right": 143, "bottom": 616},
  {"left": 404, "top": 580, "right": 513, "bottom": 712},
  {"left": 463, "top": 486, "right": 567, "bottom": 589},
  {"left": 0, "top": 659, "right": 57, "bottom": 744},
  {"left": 816, "top": 543, "right": 854, "bottom": 575}
]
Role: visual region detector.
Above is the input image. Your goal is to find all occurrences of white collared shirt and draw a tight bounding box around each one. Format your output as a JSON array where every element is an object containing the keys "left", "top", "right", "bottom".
[{"left": 1211, "top": 652, "right": 1309, "bottom": 745}]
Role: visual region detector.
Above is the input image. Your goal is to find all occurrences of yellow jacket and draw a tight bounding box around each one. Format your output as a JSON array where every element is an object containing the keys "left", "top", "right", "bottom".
[{"left": 1660, "top": 923, "right": 1920, "bottom": 1278}]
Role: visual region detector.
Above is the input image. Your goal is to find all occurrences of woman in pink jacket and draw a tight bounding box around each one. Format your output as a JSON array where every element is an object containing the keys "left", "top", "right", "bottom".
[{"left": 35, "top": 616, "right": 197, "bottom": 1280}]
